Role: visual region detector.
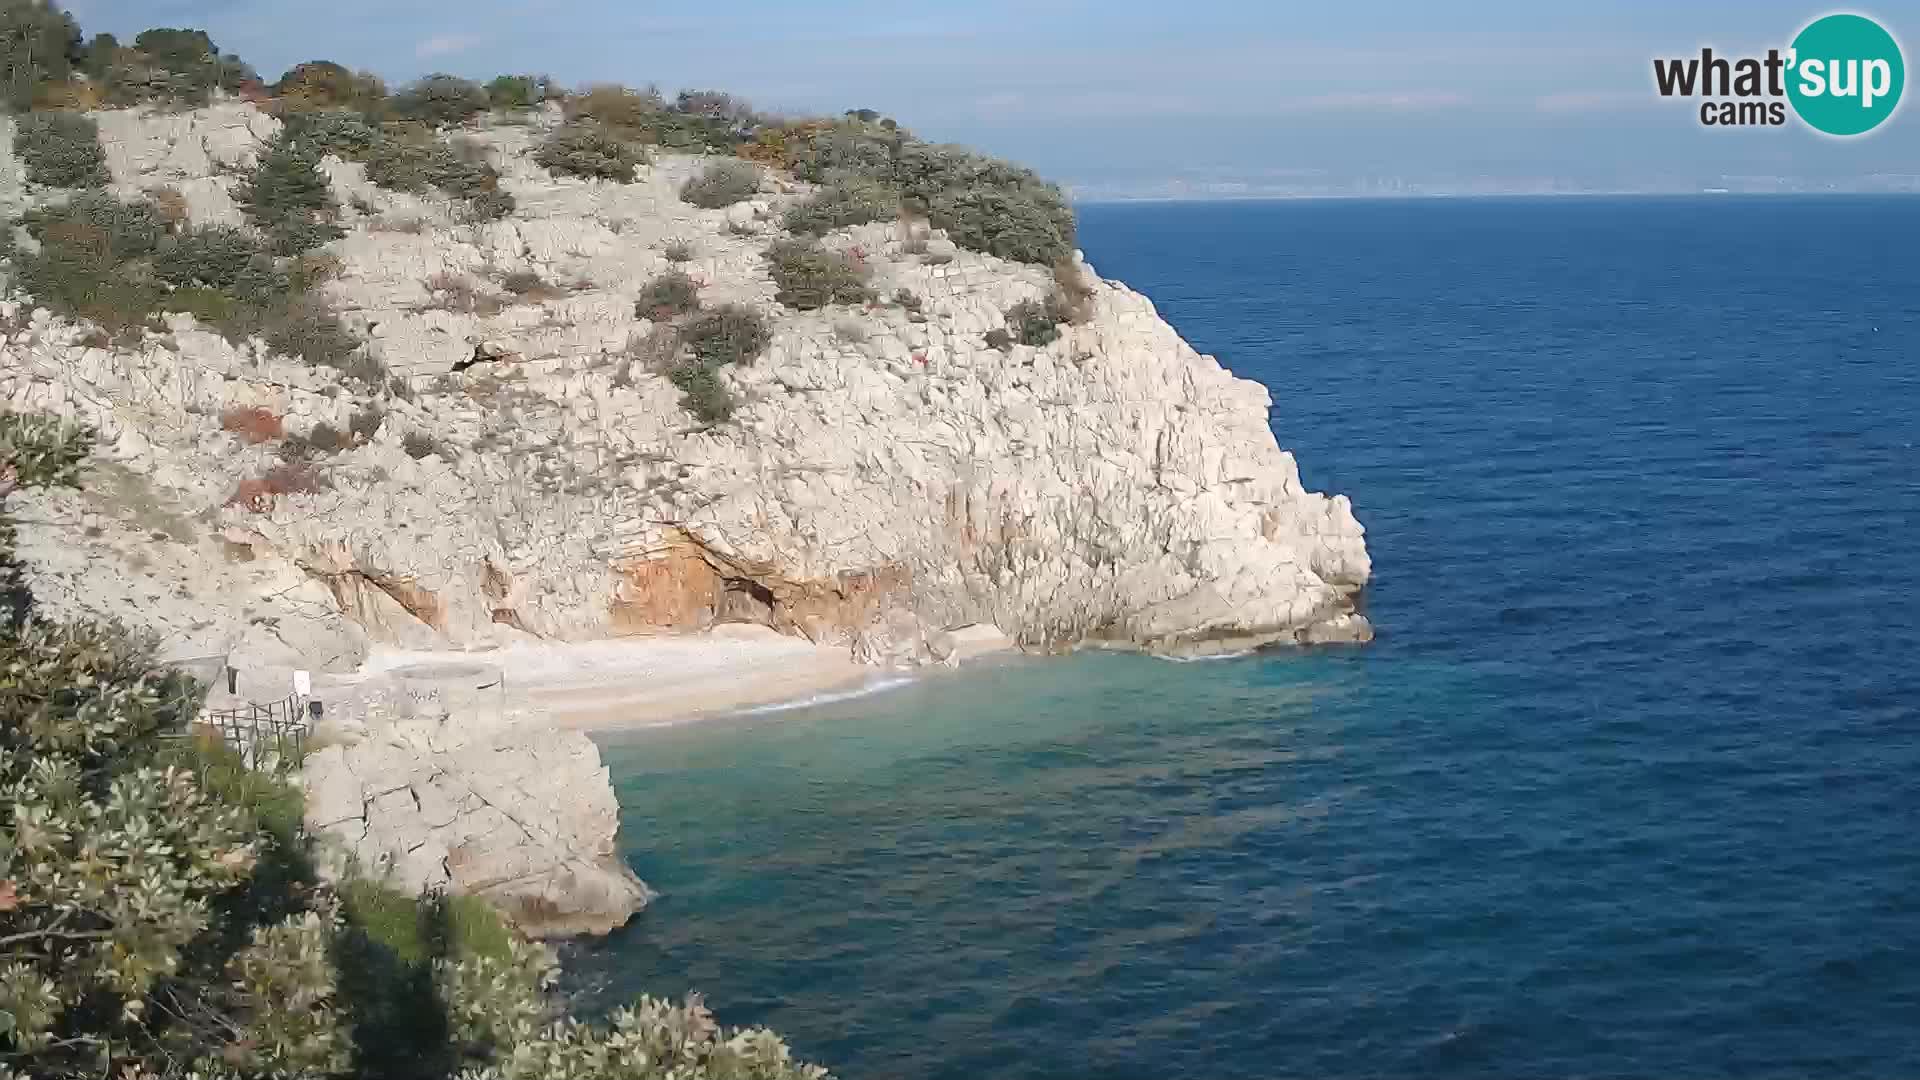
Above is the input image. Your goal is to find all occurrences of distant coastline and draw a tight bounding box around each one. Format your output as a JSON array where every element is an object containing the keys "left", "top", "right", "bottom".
[{"left": 1070, "top": 188, "right": 1920, "bottom": 205}]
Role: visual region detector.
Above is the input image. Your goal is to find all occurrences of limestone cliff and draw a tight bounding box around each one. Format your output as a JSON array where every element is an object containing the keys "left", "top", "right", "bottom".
[
  {"left": 0, "top": 102, "right": 1371, "bottom": 668},
  {"left": 298, "top": 662, "right": 652, "bottom": 938}
]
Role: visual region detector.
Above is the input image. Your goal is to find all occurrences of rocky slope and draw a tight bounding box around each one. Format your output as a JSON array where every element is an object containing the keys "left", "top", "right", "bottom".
[{"left": 0, "top": 101, "right": 1371, "bottom": 670}]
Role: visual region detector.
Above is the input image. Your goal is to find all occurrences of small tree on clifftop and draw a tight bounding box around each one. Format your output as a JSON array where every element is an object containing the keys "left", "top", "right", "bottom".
[{"left": 0, "top": 0, "right": 82, "bottom": 111}]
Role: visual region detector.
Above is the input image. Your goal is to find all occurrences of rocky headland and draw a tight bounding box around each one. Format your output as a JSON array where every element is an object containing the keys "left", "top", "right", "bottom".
[{"left": 0, "top": 97, "right": 1370, "bottom": 937}]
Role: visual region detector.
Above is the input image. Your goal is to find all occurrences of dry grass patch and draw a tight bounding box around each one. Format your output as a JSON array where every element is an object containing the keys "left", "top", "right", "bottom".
[
  {"left": 226, "top": 461, "right": 328, "bottom": 510},
  {"left": 422, "top": 271, "right": 508, "bottom": 315},
  {"left": 497, "top": 268, "right": 564, "bottom": 303},
  {"left": 218, "top": 406, "right": 283, "bottom": 444}
]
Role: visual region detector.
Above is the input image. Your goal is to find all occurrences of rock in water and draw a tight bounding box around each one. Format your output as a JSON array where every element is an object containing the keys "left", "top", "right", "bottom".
[{"left": 300, "top": 663, "right": 653, "bottom": 937}]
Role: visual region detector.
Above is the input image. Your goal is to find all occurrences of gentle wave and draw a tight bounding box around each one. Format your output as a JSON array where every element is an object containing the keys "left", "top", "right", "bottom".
[{"left": 737, "top": 673, "right": 918, "bottom": 714}]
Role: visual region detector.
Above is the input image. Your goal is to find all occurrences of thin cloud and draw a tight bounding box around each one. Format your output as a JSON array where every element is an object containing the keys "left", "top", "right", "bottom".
[
  {"left": 1535, "top": 90, "right": 1648, "bottom": 113},
  {"left": 1293, "top": 91, "right": 1473, "bottom": 111},
  {"left": 415, "top": 33, "right": 483, "bottom": 60}
]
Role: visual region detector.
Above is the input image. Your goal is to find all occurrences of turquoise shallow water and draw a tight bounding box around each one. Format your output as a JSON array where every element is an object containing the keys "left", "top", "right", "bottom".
[{"left": 580, "top": 197, "right": 1920, "bottom": 1078}]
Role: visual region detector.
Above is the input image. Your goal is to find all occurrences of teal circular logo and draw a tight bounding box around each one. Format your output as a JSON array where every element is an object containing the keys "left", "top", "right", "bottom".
[{"left": 1787, "top": 14, "right": 1905, "bottom": 135}]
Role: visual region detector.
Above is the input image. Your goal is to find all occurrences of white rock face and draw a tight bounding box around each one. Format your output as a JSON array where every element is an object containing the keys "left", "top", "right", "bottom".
[
  {"left": 300, "top": 663, "right": 652, "bottom": 936},
  {"left": 1, "top": 100, "right": 1372, "bottom": 934},
  {"left": 1, "top": 102, "right": 1370, "bottom": 661}
]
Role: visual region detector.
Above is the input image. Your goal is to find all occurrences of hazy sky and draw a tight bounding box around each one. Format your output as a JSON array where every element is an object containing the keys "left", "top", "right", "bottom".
[{"left": 63, "top": 0, "right": 1920, "bottom": 195}]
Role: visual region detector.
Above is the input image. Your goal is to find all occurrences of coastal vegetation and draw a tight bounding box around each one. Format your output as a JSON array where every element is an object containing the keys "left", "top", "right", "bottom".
[
  {"left": 12, "top": 110, "right": 105, "bottom": 187},
  {"left": 2, "top": 0, "right": 1079, "bottom": 428},
  {"left": 2, "top": 164, "right": 369, "bottom": 378},
  {"left": 765, "top": 238, "right": 871, "bottom": 310},
  {"left": 235, "top": 131, "right": 345, "bottom": 254},
  {"left": 0, "top": 0, "right": 1074, "bottom": 263},
  {"left": 679, "top": 159, "right": 761, "bottom": 209},
  {"left": 635, "top": 269, "right": 701, "bottom": 320},
  {"left": 0, "top": 412, "right": 830, "bottom": 1079},
  {"left": 535, "top": 121, "right": 645, "bottom": 181}
]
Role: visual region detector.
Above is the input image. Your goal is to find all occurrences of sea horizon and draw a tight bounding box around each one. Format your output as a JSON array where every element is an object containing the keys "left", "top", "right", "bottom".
[{"left": 581, "top": 193, "right": 1920, "bottom": 1079}]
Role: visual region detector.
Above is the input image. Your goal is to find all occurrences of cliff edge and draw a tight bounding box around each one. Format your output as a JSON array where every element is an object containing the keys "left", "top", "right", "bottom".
[
  {"left": 0, "top": 102, "right": 1370, "bottom": 668},
  {"left": 1, "top": 99, "right": 1369, "bottom": 937}
]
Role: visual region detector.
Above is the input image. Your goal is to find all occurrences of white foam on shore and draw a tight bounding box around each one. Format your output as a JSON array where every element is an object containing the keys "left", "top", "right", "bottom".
[
  {"left": 739, "top": 673, "right": 917, "bottom": 715},
  {"left": 1155, "top": 648, "right": 1259, "bottom": 663}
]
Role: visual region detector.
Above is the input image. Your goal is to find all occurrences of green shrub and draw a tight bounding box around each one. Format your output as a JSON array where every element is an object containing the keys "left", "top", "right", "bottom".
[
  {"left": 78, "top": 30, "right": 119, "bottom": 79},
  {"left": 363, "top": 137, "right": 431, "bottom": 191},
  {"left": 675, "top": 88, "right": 755, "bottom": 124},
  {"left": 88, "top": 28, "right": 253, "bottom": 108},
  {"left": 749, "top": 117, "right": 1078, "bottom": 265},
  {"left": 679, "top": 303, "right": 770, "bottom": 366},
  {"left": 464, "top": 188, "right": 516, "bottom": 222},
  {"left": 668, "top": 360, "right": 734, "bottom": 424},
  {"left": 984, "top": 327, "right": 1013, "bottom": 351},
  {"left": 271, "top": 59, "right": 386, "bottom": 114},
  {"left": 781, "top": 121, "right": 899, "bottom": 184},
  {"left": 276, "top": 420, "right": 346, "bottom": 461},
  {"left": 781, "top": 178, "right": 896, "bottom": 234},
  {"left": 680, "top": 158, "right": 761, "bottom": 209},
  {"left": 664, "top": 240, "right": 693, "bottom": 262},
  {"left": 566, "top": 84, "right": 663, "bottom": 138},
  {"left": 403, "top": 430, "right": 449, "bottom": 460},
  {"left": 0, "top": 621, "right": 278, "bottom": 1075},
  {"left": 14, "top": 111, "right": 108, "bottom": 187},
  {"left": 892, "top": 287, "right": 923, "bottom": 311},
  {"left": 287, "top": 250, "right": 342, "bottom": 293},
  {"left": 0, "top": 1, "right": 82, "bottom": 111},
  {"left": 635, "top": 269, "right": 700, "bottom": 319},
  {"left": 1006, "top": 299, "right": 1059, "bottom": 347},
  {"left": 339, "top": 880, "right": 514, "bottom": 965},
  {"left": 432, "top": 157, "right": 500, "bottom": 203},
  {"left": 535, "top": 122, "right": 642, "bottom": 181},
  {"left": 266, "top": 299, "right": 361, "bottom": 371},
  {"left": 165, "top": 728, "right": 304, "bottom": 841},
  {"left": 764, "top": 237, "right": 869, "bottom": 310},
  {"left": 161, "top": 284, "right": 258, "bottom": 337},
  {"left": 500, "top": 268, "right": 554, "bottom": 298},
  {"left": 926, "top": 184, "right": 1075, "bottom": 265},
  {"left": 486, "top": 73, "right": 548, "bottom": 111},
  {"left": 152, "top": 225, "right": 281, "bottom": 295},
  {"left": 560, "top": 84, "right": 737, "bottom": 151},
  {"left": 283, "top": 108, "right": 380, "bottom": 161},
  {"left": 21, "top": 191, "right": 166, "bottom": 258},
  {"left": 389, "top": 73, "right": 488, "bottom": 127},
  {"left": 348, "top": 404, "right": 385, "bottom": 440},
  {"left": 12, "top": 254, "right": 158, "bottom": 331},
  {"left": 236, "top": 133, "right": 344, "bottom": 254},
  {"left": 14, "top": 194, "right": 169, "bottom": 330},
  {"left": 651, "top": 112, "right": 744, "bottom": 152}
]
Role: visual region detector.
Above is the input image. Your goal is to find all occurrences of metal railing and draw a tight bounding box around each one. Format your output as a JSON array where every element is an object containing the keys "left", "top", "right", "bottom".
[{"left": 200, "top": 693, "right": 310, "bottom": 771}]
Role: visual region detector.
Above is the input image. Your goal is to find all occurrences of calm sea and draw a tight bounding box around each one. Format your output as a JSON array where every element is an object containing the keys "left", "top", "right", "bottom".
[{"left": 581, "top": 196, "right": 1920, "bottom": 1079}]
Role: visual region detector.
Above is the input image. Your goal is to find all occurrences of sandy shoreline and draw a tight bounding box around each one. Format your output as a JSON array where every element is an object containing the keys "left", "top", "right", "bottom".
[{"left": 355, "top": 624, "right": 1011, "bottom": 731}]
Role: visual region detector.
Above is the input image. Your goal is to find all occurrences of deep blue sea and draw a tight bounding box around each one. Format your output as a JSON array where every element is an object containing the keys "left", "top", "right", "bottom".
[{"left": 582, "top": 197, "right": 1920, "bottom": 1079}]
